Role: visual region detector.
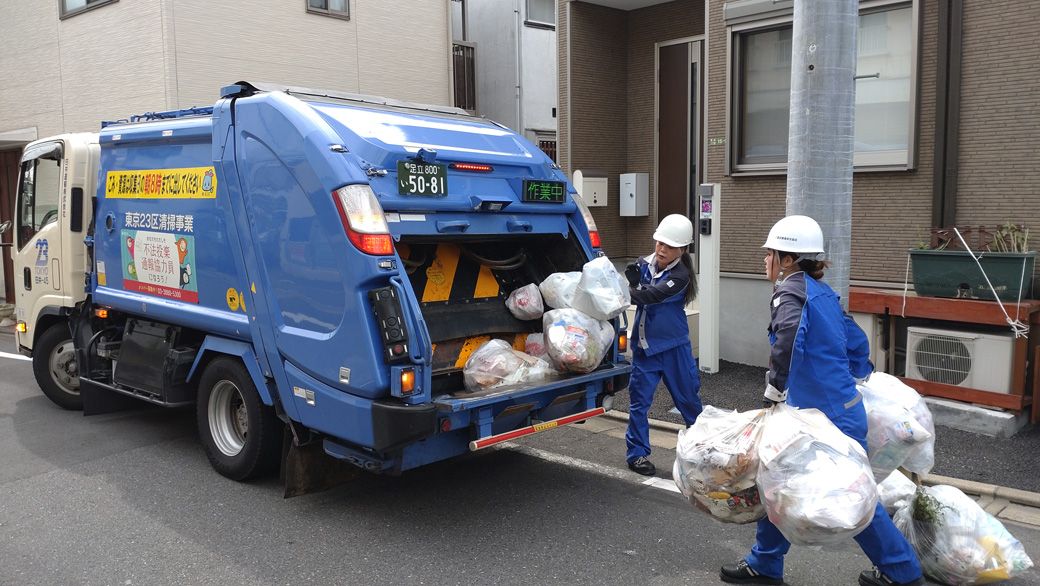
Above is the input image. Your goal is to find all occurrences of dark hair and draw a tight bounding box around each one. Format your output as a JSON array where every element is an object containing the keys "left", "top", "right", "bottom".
[
  {"left": 680, "top": 252, "right": 698, "bottom": 305},
  {"left": 778, "top": 252, "right": 829, "bottom": 280}
]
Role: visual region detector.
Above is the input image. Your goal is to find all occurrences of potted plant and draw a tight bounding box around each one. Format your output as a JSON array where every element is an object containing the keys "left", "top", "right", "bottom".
[{"left": 909, "top": 223, "right": 1035, "bottom": 302}]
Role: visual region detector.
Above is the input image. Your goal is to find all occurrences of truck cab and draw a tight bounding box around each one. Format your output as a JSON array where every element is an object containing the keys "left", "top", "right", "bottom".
[{"left": 14, "top": 82, "right": 631, "bottom": 484}]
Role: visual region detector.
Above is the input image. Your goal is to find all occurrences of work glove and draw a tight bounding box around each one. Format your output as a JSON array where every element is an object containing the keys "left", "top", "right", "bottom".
[
  {"left": 624, "top": 262, "right": 641, "bottom": 288},
  {"left": 762, "top": 382, "right": 787, "bottom": 408}
]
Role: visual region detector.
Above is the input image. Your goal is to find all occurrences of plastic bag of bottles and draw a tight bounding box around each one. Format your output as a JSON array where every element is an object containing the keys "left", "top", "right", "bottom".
[
  {"left": 462, "top": 339, "right": 556, "bottom": 392},
  {"left": 505, "top": 283, "right": 545, "bottom": 320},
  {"left": 756, "top": 403, "right": 878, "bottom": 546},
  {"left": 571, "top": 256, "right": 631, "bottom": 321},
  {"left": 524, "top": 333, "right": 548, "bottom": 360},
  {"left": 894, "top": 484, "right": 1034, "bottom": 585},
  {"left": 859, "top": 372, "right": 936, "bottom": 478},
  {"left": 539, "top": 272, "right": 581, "bottom": 309},
  {"left": 542, "top": 308, "right": 614, "bottom": 373},
  {"left": 673, "top": 406, "right": 767, "bottom": 524}
]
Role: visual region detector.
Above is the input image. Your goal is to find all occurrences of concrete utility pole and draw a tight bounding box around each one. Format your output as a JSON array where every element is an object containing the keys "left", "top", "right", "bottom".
[{"left": 785, "top": 0, "right": 858, "bottom": 309}]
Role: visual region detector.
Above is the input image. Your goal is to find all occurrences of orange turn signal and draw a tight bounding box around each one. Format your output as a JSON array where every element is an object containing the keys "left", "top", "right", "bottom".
[
  {"left": 94, "top": 308, "right": 109, "bottom": 319},
  {"left": 618, "top": 333, "right": 628, "bottom": 353},
  {"left": 15, "top": 321, "right": 27, "bottom": 333},
  {"left": 400, "top": 368, "right": 416, "bottom": 394}
]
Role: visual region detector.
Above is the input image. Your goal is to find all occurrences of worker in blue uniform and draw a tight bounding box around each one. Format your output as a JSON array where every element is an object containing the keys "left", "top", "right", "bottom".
[
  {"left": 622, "top": 214, "right": 703, "bottom": 476},
  {"left": 720, "top": 215, "right": 924, "bottom": 586}
]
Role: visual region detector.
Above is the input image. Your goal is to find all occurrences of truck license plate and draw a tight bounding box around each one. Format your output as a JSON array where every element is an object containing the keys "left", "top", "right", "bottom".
[{"left": 398, "top": 161, "right": 447, "bottom": 196}]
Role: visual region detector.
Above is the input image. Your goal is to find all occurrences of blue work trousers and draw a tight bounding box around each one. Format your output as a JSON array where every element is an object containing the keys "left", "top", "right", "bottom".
[
  {"left": 625, "top": 342, "right": 703, "bottom": 462},
  {"left": 746, "top": 406, "right": 923, "bottom": 583}
]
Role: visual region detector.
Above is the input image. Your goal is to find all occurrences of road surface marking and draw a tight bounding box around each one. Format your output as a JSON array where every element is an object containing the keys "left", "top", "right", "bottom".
[
  {"left": 0, "top": 350, "right": 30, "bottom": 362},
  {"left": 500, "top": 442, "right": 681, "bottom": 495}
]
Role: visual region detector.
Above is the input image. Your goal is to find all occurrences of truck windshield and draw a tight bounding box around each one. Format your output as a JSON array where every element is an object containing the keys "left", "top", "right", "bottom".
[{"left": 16, "top": 152, "right": 61, "bottom": 250}]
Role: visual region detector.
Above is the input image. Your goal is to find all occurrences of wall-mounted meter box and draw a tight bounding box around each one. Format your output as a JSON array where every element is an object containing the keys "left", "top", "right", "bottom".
[
  {"left": 620, "top": 172, "right": 648, "bottom": 216},
  {"left": 572, "top": 170, "right": 608, "bottom": 207}
]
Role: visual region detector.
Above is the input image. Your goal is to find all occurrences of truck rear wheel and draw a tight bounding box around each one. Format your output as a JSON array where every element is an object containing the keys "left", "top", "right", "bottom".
[
  {"left": 33, "top": 324, "right": 82, "bottom": 411},
  {"left": 196, "top": 357, "right": 281, "bottom": 481}
]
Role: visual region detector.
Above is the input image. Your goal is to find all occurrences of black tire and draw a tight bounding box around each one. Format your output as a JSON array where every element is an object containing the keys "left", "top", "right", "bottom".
[
  {"left": 196, "top": 357, "right": 281, "bottom": 481},
  {"left": 32, "top": 324, "right": 83, "bottom": 410}
]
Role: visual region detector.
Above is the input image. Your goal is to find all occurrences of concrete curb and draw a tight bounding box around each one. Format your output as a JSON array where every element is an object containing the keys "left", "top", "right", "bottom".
[{"left": 603, "top": 410, "right": 1040, "bottom": 508}]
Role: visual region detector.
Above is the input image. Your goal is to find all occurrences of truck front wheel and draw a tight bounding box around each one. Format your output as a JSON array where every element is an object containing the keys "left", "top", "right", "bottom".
[
  {"left": 33, "top": 324, "right": 82, "bottom": 410},
  {"left": 196, "top": 357, "right": 281, "bottom": 481}
]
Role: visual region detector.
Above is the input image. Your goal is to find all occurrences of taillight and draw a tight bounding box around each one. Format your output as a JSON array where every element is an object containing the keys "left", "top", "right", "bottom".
[
  {"left": 573, "top": 191, "right": 601, "bottom": 248},
  {"left": 618, "top": 332, "right": 628, "bottom": 353},
  {"left": 333, "top": 184, "right": 394, "bottom": 255}
]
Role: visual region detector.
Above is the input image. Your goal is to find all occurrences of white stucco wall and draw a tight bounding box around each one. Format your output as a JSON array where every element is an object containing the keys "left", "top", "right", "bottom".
[{"left": 719, "top": 275, "right": 773, "bottom": 367}]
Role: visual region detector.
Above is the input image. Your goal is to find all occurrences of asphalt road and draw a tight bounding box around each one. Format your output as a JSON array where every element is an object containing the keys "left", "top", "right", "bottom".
[
  {"left": 612, "top": 359, "right": 1040, "bottom": 494},
  {"left": 2, "top": 343, "right": 1039, "bottom": 585}
]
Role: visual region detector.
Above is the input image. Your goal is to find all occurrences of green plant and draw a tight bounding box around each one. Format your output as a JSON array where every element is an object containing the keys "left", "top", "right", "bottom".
[{"left": 911, "top": 488, "right": 950, "bottom": 526}]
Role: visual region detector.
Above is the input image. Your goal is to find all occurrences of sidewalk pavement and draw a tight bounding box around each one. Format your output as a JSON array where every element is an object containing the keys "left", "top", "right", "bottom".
[{"left": 589, "top": 409, "right": 1040, "bottom": 529}]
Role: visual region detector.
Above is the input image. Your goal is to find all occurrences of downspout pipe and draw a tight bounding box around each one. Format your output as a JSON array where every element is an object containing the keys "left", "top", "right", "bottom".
[{"left": 932, "top": 0, "right": 963, "bottom": 228}]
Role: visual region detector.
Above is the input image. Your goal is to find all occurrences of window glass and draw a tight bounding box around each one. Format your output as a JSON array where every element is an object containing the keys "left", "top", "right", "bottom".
[
  {"left": 62, "top": 0, "right": 116, "bottom": 18},
  {"left": 734, "top": 4, "right": 913, "bottom": 168},
  {"left": 17, "top": 155, "right": 62, "bottom": 250},
  {"left": 307, "top": 0, "right": 349, "bottom": 18},
  {"left": 527, "top": 0, "right": 555, "bottom": 26}
]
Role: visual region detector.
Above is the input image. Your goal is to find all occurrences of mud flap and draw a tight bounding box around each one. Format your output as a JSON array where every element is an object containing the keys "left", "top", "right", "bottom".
[{"left": 280, "top": 427, "right": 362, "bottom": 498}]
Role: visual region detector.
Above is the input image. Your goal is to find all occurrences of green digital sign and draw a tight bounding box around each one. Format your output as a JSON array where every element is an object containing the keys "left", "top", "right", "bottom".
[{"left": 522, "top": 180, "right": 566, "bottom": 203}]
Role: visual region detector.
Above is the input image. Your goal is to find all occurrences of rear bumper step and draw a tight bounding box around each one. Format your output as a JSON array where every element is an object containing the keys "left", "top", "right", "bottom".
[{"left": 468, "top": 406, "right": 606, "bottom": 451}]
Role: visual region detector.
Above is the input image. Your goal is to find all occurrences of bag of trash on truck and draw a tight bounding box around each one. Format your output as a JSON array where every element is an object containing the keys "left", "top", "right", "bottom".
[
  {"left": 756, "top": 403, "right": 879, "bottom": 546},
  {"left": 894, "top": 484, "right": 1034, "bottom": 585},
  {"left": 877, "top": 469, "right": 918, "bottom": 516},
  {"left": 462, "top": 339, "right": 556, "bottom": 392},
  {"left": 542, "top": 308, "right": 615, "bottom": 374},
  {"left": 505, "top": 283, "right": 545, "bottom": 320},
  {"left": 571, "top": 256, "right": 631, "bottom": 321},
  {"left": 524, "top": 333, "right": 548, "bottom": 360},
  {"left": 858, "top": 372, "right": 936, "bottom": 479},
  {"left": 539, "top": 272, "right": 581, "bottom": 309},
  {"left": 673, "top": 406, "right": 767, "bottom": 524}
]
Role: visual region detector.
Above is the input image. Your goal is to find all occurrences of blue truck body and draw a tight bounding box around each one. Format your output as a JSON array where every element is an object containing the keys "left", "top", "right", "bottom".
[{"left": 70, "top": 82, "right": 630, "bottom": 477}]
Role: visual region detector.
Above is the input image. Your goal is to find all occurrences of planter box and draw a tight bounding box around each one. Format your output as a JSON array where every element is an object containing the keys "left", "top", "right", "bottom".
[{"left": 909, "top": 250, "right": 1036, "bottom": 302}]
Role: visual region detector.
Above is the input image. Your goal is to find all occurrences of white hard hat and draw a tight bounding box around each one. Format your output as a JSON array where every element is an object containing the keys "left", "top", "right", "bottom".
[
  {"left": 653, "top": 214, "right": 694, "bottom": 248},
  {"left": 762, "top": 215, "right": 825, "bottom": 256}
]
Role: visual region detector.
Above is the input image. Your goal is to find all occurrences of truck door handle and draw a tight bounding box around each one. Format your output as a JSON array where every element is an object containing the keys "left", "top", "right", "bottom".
[
  {"left": 23, "top": 267, "right": 31, "bottom": 291},
  {"left": 436, "top": 220, "right": 469, "bottom": 233},
  {"left": 506, "top": 220, "right": 532, "bottom": 233}
]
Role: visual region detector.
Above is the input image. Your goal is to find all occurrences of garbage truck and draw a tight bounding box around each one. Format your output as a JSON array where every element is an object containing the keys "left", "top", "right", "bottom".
[{"left": 12, "top": 81, "right": 631, "bottom": 487}]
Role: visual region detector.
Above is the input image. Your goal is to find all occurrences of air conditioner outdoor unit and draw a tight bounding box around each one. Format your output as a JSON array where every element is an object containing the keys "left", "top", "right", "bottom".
[{"left": 905, "top": 326, "right": 1015, "bottom": 394}]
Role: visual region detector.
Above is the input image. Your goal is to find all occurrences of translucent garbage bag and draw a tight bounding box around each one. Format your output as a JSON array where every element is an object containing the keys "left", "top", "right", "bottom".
[
  {"left": 539, "top": 272, "right": 581, "bottom": 310},
  {"left": 859, "top": 372, "right": 936, "bottom": 478},
  {"left": 524, "top": 333, "right": 548, "bottom": 360},
  {"left": 462, "top": 339, "right": 556, "bottom": 392},
  {"left": 673, "top": 406, "right": 767, "bottom": 524},
  {"left": 756, "top": 404, "right": 879, "bottom": 546},
  {"left": 571, "top": 256, "right": 632, "bottom": 321},
  {"left": 878, "top": 469, "right": 918, "bottom": 516},
  {"left": 542, "top": 308, "right": 615, "bottom": 374},
  {"left": 505, "top": 283, "right": 545, "bottom": 320},
  {"left": 894, "top": 485, "right": 1034, "bottom": 585}
]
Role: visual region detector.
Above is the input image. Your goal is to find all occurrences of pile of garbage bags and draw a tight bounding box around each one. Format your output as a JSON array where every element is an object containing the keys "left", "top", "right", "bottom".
[
  {"left": 673, "top": 406, "right": 767, "bottom": 524},
  {"left": 894, "top": 484, "right": 1034, "bottom": 585},
  {"left": 542, "top": 309, "right": 615, "bottom": 374},
  {"left": 859, "top": 372, "right": 936, "bottom": 480},
  {"left": 673, "top": 403, "right": 877, "bottom": 545},
  {"left": 756, "top": 404, "right": 878, "bottom": 546},
  {"left": 462, "top": 339, "right": 556, "bottom": 392}
]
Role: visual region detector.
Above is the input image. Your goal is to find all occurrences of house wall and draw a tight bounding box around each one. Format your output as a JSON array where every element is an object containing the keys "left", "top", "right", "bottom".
[
  {"left": 467, "top": 0, "right": 520, "bottom": 129},
  {"left": 560, "top": 2, "right": 629, "bottom": 257}
]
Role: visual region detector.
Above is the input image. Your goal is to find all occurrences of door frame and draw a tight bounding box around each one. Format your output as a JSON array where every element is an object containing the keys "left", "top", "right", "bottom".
[{"left": 653, "top": 36, "right": 705, "bottom": 224}]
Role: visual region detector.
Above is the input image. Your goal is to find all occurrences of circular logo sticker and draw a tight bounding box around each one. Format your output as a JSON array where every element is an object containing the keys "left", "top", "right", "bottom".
[{"left": 226, "top": 288, "right": 241, "bottom": 312}]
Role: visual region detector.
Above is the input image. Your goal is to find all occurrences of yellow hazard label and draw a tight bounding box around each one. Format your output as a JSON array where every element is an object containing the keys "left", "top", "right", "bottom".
[
  {"left": 105, "top": 167, "right": 218, "bottom": 199},
  {"left": 422, "top": 244, "right": 460, "bottom": 302},
  {"left": 455, "top": 335, "right": 491, "bottom": 369},
  {"left": 474, "top": 265, "right": 500, "bottom": 298},
  {"left": 533, "top": 421, "right": 558, "bottom": 433}
]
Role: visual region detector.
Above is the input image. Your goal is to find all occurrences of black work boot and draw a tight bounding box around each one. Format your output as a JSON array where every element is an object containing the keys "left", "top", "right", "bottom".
[
  {"left": 626, "top": 456, "right": 655, "bottom": 476},
  {"left": 719, "top": 560, "right": 783, "bottom": 585},
  {"left": 858, "top": 567, "right": 925, "bottom": 586}
]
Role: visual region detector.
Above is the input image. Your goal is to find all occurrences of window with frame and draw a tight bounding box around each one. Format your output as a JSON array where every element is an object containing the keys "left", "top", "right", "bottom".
[
  {"left": 307, "top": 0, "right": 349, "bottom": 20},
  {"left": 61, "top": 0, "right": 117, "bottom": 19},
  {"left": 731, "top": 2, "right": 914, "bottom": 171},
  {"left": 16, "top": 151, "right": 62, "bottom": 251},
  {"left": 526, "top": 0, "right": 555, "bottom": 28}
]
